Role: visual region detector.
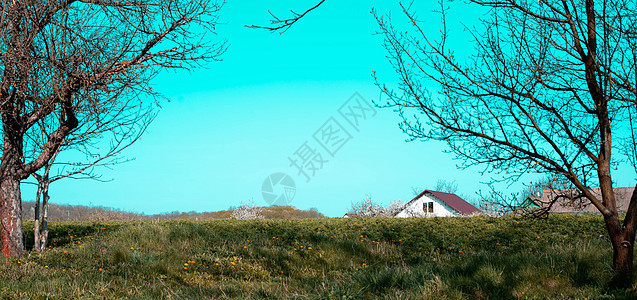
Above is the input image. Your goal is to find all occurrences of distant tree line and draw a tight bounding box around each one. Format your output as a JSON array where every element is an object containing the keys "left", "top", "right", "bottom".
[{"left": 19, "top": 202, "right": 325, "bottom": 221}]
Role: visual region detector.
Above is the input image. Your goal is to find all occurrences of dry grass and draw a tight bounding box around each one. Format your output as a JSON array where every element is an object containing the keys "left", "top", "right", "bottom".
[{"left": 2, "top": 215, "right": 635, "bottom": 299}]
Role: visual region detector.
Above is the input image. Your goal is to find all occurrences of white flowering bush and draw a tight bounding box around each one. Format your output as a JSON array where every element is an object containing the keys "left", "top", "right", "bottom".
[
  {"left": 348, "top": 197, "right": 406, "bottom": 217},
  {"left": 231, "top": 201, "right": 264, "bottom": 220}
]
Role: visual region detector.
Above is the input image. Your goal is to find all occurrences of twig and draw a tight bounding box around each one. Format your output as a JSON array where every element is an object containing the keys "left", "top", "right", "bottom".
[{"left": 246, "top": 1, "right": 325, "bottom": 34}]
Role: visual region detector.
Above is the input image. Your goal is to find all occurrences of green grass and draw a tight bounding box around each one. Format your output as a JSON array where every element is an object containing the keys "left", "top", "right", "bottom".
[{"left": 1, "top": 215, "right": 635, "bottom": 299}]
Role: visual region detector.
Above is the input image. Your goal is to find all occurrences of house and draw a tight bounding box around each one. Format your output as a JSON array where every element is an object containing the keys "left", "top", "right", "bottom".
[
  {"left": 342, "top": 213, "right": 360, "bottom": 218},
  {"left": 542, "top": 186, "right": 635, "bottom": 214},
  {"left": 394, "top": 190, "right": 481, "bottom": 218}
]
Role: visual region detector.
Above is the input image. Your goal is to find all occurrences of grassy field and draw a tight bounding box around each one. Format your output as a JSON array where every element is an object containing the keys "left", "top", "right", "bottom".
[{"left": 0, "top": 215, "right": 635, "bottom": 299}]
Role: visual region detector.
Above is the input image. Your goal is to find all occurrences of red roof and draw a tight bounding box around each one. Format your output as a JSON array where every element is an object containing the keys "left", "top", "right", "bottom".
[{"left": 400, "top": 190, "right": 481, "bottom": 216}]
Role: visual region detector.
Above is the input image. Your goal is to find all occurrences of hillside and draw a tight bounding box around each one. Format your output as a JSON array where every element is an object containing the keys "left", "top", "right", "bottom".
[
  {"left": 21, "top": 201, "right": 149, "bottom": 221},
  {"left": 21, "top": 202, "right": 325, "bottom": 221},
  {"left": 189, "top": 206, "right": 325, "bottom": 220},
  {"left": 2, "top": 215, "right": 635, "bottom": 298}
]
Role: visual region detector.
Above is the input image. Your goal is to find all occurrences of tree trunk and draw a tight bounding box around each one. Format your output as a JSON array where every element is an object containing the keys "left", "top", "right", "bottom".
[
  {"left": 33, "top": 177, "right": 42, "bottom": 251},
  {"left": 0, "top": 113, "right": 28, "bottom": 257},
  {"left": 604, "top": 215, "right": 635, "bottom": 288},
  {"left": 38, "top": 179, "right": 50, "bottom": 251},
  {"left": 0, "top": 175, "right": 25, "bottom": 257},
  {"left": 605, "top": 185, "right": 637, "bottom": 288},
  {"left": 611, "top": 238, "right": 634, "bottom": 288}
]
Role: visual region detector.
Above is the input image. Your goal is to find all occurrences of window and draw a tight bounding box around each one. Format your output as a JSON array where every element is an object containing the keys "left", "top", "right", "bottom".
[{"left": 423, "top": 202, "right": 434, "bottom": 213}]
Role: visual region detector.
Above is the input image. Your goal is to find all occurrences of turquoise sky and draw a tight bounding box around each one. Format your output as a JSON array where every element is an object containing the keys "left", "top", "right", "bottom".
[{"left": 22, "top": 1, "right": 637, "bottom": 217}]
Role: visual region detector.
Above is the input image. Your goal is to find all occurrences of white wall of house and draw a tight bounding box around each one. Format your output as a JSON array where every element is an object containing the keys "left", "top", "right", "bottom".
[{"left": 395, "top": 194, "right": 458, "bottom": 218}]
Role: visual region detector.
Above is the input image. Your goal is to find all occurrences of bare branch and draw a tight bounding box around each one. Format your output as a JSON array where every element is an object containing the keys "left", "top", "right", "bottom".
[{"left": 246, "top": 0, "right": 325, "bottom": 34}]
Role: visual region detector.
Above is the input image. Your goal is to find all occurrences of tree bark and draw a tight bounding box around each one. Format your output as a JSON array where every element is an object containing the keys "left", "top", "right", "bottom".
[
  {"left": 33, "top": 177, "right": 42, "bottom": 251},
  {"left": 0, "top": 121, "right": 26, "bottom": 257},
  {"left": 605, "top": 185, "right": 637, "bottom": 288},
  {"left": 38, "top": 179, "right": 50, "bottom": 251},
  {"left": 611, "top": 237, "right": 634, "bottom": 288},
  {"left": 0, "top": 175, "right": 25, "bottom": 257},
  {"left": 32, "top": 177, "right": 51, "bottom": 252},
  {"left": 605, "top": 215, "right": 633, "bottom": 287}
]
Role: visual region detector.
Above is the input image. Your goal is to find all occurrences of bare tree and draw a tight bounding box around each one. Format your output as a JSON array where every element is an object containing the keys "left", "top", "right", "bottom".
[
  {"left": 411, "top": 179, "right": 459, "bottom": 196},
  {"left": 375, "top": 0, "right": 637, "bottom": 285},
  {"left": 26, "top": 109, "right": 155, "bottom": 251},
  {"left": 434, "top": 179, "right": 458, "bottom": 194},
  {"left": 0, "top": 0, "right": 225, "bottom": 257}
]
